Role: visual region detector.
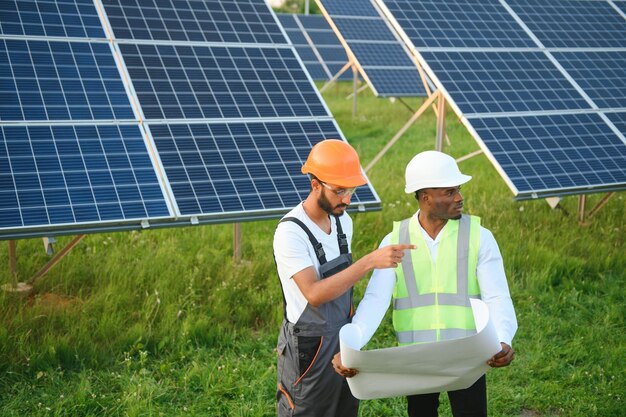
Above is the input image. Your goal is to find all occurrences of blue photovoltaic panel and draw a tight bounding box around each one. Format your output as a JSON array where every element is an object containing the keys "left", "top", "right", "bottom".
[
  {"left": 363, "top": 69, "right": 426, "bottom": 95},
  {"left": 103, "top": 0, "right": 286, "bottom": 45},
  {"left": 0, "top": 39, "right": 135, "bottom": 122},
  {"left": 349, "top": 43, "right": 414, "bottom": 67},
  {"left": 318, "top": 47, "right": 350, "bottom": 63},
  {"left": 471, "top": 113, "right": 626, "bottom": 197},
  {"left": 0, "top": 0, "right": 105, "bottom": 38},
  {"left": 0, "top": 124, "right": 170, "bottom": 230},
  {"left": 120, "top": 43, "right": 328, "bottom": 120},
  {"left": 277, "top": 14, "right": 350, "bottom": 81},
  {"left": 421, "top": 51, "right": 591, "bottom": 115},
  {"left": 149, "top": 120, "right": 377, "bottom": 216},
  {"left": 317, "top": 0, "right": 380, "bottom": 17},
  {"left": 380, "top": 0, "right": 535, "bottom": 48},
  {"left": 277, "top": 15, "right": 327, "bottom": 80},
  {"left": 297, "top": 15, "right": 334, "bottom": 30},
  {"left": 614, "top": 1, "right": 626, "bottom": 15},
  {"left": 0, "top": 0, "right": 382, "bottom": 238},
  {"left": 296, "top": 15, "right": 351, "bottom": 81},
  {"left": 552, "top": 51, "right": 626, "bottom": 109},
  {"left": 307, "top": 30, "right": 345, "bottom": 46},
  {"left": 606, "top": 112, "right": 626, "bottom": 136},
  {"left": 276, "top": 14, "right": 299, "bottom": 30},
  {"left": 507, "top": 0, "right": 626, "bottom": 48},
  {"left": 318, "top": 0, "right": 427, "bottom": 97},
  {"left": 376, "top": 0, "right": 626, "bottom": 198},
  {"left": 331, "top": 18, "right": 397, "bottom": 42},
  {"left": 294, "top": 45, "right": 319, "bottom": 62}
]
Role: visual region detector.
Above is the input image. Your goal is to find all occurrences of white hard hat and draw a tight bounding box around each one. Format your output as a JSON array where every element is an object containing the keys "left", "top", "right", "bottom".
[{"left": 404, "top": 151, "right": 472, "bottom": 193}]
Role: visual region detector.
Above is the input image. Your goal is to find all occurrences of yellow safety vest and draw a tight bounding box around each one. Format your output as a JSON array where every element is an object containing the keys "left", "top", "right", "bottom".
[{"left": 390, "top": 214, "right": 481, "bottom": 345}]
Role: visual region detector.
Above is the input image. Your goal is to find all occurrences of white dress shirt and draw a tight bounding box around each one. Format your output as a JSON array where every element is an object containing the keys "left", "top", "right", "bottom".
[{"left": 349, "top": 211, "right": 518, "bottom": 349}]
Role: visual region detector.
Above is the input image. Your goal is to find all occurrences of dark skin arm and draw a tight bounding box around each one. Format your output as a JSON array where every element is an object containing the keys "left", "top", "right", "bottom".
[
  {"left": 332, "top": 352, "right": 358, "bottom": 378},
  {"left": 487, "top": 342, "right": 515, "bottom": 367}
]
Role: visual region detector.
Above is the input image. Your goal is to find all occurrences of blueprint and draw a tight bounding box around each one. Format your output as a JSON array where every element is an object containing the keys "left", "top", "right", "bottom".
[{"left": 339, "top": 299, "right": 501, "bottom": 399}]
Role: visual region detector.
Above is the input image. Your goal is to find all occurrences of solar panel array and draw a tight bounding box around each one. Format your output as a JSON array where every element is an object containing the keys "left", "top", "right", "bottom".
[
  {"left": 316, "top": 0, "right": 428, "bottom": 97},
  {"left": 277, "top": 14, "right": 351, "bottom": 81},
  {"left": 375, "top": 0, "right": 626, "bottom": 199},
  {"left": 0, "top": 0, "right": 381, "bottom": 239}
]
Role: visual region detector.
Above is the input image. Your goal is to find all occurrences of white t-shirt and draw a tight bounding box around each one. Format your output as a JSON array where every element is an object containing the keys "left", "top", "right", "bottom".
[
  {"left": 350, "top": 211, "right": 518, "bottom": 348},
  {"left": 273, "top": 202, "right": 354, "bottom": 323}
]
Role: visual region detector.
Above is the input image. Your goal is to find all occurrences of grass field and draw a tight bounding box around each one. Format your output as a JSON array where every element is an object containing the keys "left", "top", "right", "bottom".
[{"left": 0, "top": 83, "right": 624, "bottom": 416}]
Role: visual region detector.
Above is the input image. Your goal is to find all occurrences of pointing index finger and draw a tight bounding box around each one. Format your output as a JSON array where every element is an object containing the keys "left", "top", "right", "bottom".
[{"left": 394, "top": 244, "right": 416, "bottom": 250}]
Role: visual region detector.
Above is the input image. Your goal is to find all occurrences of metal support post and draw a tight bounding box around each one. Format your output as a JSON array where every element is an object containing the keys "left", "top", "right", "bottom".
[
  {"left": 436, "top": 94, "right": 446, "bottom": 152},
  {"left": 587, "top": 192, "right": 616, "bottom": 220},
  {"left": 319, "top": 61, "right": 352, "bottom": 93},
  {"left": 577, "top": 194, "right": 587, "bottom": 223},
  {"left": 346, "top": 83, "right": 369, "bottom": 100},
  {"left": 455, "top": 149, "right": 483, "bottom": 163},
  {"left": 8, "top": 241, "right": 17, "bottom": 287},
  {"left": 233, "top": 223, "right": 241, "bottom": 262},
  {"left": 365, "top": 91, "right": 440, "bottom": 173},
  {"left": 28, "top": 234, "right": 86, "bottom": 287},
  {"left": 352, "top": 64, "right": 358, "bottom": 117}
]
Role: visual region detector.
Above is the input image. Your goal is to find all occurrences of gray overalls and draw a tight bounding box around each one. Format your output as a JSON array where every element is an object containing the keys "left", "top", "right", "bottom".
[{"left": 276, "top": 216, "right": 359, "bottom": 417}]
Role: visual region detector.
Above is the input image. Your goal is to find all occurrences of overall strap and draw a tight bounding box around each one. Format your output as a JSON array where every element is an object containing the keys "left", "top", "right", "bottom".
[
  {"left": 280, "top": 217, "right": 327, "bottom": 264},
  {"left": 334, "top": 215, "right": 349, "bottom": 255}
]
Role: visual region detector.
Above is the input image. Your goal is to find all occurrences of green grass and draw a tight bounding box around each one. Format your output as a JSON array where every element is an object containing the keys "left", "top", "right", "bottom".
[{"left": 0, "top": 83, "right": 624, "bottom": 416}]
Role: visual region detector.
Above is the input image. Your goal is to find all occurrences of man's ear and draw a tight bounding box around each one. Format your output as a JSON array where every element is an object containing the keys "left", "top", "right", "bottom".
[{"left": 311, "top": 178, "right": 322, "bottom": 192}]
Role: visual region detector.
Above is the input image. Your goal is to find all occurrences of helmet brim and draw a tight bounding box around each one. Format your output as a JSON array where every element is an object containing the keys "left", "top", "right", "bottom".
[
  {"left": 319, "top": 172, "right": 368, "bottom": 188},
  {"left": 404, "top": 173, "right": 472, "bottom": 193}
]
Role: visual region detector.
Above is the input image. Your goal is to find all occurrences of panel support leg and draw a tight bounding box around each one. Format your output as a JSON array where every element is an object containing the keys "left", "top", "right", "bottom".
[
  {"left": 578, "top": 194, "right": 586, "bottom": 223},
  {"left": 365, "top": 91, "right": 440, "bottom": 173},
  {"left": 352, "top": 64, "right": 358, "bottom": 117},
  {"left": 28, "top": 234, "right": 86, "bottom": 287},
  {"left": 320, "top": 61, "right": 352, "bottom": 93},
  {"left": 586, "top": 192, "right": 615, "bottom": 220},
  {"left": 233, "top": 223, "right": 241, "bottom": 263},
  {"left": 435, "top": 94, "right": 445, "bottom": 152},
  {"left": 8, "top": 241, "right": 17, "bottom": 287}
]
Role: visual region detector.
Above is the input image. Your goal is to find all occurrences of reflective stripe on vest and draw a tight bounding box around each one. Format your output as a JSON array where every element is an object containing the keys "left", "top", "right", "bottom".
[{"left": 391, "top": 214, "right": 481, "bottom": 345}]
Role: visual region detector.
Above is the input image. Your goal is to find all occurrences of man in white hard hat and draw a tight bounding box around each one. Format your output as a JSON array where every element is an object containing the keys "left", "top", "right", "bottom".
[{"left": 333, "top": 150, "right": 518, "bottom": 417}]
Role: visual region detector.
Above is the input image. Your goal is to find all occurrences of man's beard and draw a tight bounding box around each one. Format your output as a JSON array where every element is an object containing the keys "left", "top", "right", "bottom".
[{"left": 317, "top": 189, "right": 346, "bottom": 216}]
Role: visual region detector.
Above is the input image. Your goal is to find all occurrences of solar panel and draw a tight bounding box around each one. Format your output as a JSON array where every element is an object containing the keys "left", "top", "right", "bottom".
[
  {"left": 420, "top": 50, "right": 591, "bottom": 115},
  {"left": 149, "top": 120, "right": 377, "bottom": 218},
  {"left": 0, "top": 39, "right": 135, "bottom": 122},
  {"left": 104, "top": 0, "right": 287, "bottom": 44},
  {"left": 120, "top": 43, "right": 328, "bottom": 120},
  {"left": 507, "top": 0, "right": 626, "bottom": 48},
  {"left": 470, "top": 113, "right": 626, "bottom": 198},
  {"left": 277, "top": 13, "right": 350, "bottom": 81},
  {"left": 0, "top": 124, "right": 170, "bottom": 230},
  {"left": 375, "top": 0, "right": 626, "bottom": 199},
  {"left": 378, "top": 0, "right": 535, "bottom": 48},
  {"left": 1, "top": 0, "right": 381, "bottom": 239},
  {"left": 614, "top": 1, "right": 626, "bottom": 16},
  {"left": 0, "top": 0, "right": 105, "bottom": 38},
  {"left": 605, "top": 112, "right": 626, "bottom": 136},
  {"left": 317, "top": 0, "right": 428, "bottom": 97},
  {"left": 551, "top": 51, "right": 626, "bottom": 109}
]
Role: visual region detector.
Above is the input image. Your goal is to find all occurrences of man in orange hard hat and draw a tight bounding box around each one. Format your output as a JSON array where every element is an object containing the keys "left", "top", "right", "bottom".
[{"left": 274, "top": 139, "right": 414, "bottom": 417}]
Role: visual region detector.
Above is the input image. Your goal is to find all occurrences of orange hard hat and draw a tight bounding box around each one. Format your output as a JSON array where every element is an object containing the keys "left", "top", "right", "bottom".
[{"left": 301, "top": 139, "right": 368, "bottom": 188}]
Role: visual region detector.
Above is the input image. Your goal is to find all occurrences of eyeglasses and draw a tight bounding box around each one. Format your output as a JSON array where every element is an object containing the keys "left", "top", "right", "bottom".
[{"left": 319, "top": 181, "right": 357, "bottom": 197}]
